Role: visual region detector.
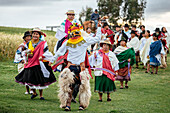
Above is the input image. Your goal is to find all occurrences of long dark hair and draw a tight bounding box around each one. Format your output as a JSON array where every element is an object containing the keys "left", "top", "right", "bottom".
[
  {"left": 146, "top": 30, "right": 150, "bottom": 37},
  {"left": 161, "top": 27, "right": 167, "bottom": 33}
]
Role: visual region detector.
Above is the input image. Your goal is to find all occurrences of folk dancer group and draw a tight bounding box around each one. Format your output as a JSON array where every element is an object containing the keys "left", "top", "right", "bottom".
[{"left": 14, "top": 10, "right": 169, "bottom": 111}]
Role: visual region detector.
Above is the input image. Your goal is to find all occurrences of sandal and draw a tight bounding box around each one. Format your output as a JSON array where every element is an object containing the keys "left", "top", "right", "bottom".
[
  {"left": 151, "top": 72, "right": 153, "bottom": 74},
  {"left": 145, "top": 71, "right": 148, "bottom": 73},
  {"left": 31, "top": 93, "right": 38, "bottom": 99},
  {"left": 107, "top": 98, "right": 111, "bottom": 101},
  {"left": 125, "top": 86, "right": 129, "bottom": 89},
  {"left": 98, "top": 99, "right": 102, "bottom": 102},
  {"left": 65, "top": 106, "right": 71, "bottom": 111},
  {"left": 120, "top": 86, "right": 124, "bottom": 89},
  {"left": 79, "top": 106, "right": 85, "bottom": 110},
  {"left": 40, "top": 97, "right": 45, "bottom": 100}
]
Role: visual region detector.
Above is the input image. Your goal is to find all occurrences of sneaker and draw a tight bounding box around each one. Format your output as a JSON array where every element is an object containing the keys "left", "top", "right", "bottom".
[
  {"left": 25, "top": 92, "right": 29, "bottom": 95},
  {"left": 30, "top": 90, "right": 33, "bottom": 94}
]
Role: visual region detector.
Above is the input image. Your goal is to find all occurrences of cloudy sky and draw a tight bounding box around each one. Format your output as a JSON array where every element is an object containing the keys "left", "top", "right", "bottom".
[{"left": 0, "top": 0, "right": 169, "bottom": 31}]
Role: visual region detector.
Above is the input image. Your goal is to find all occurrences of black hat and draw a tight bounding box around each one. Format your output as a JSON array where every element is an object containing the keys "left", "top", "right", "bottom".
[
  {"left": 124, "top": 24, "right": 129, "bottom": 28},
  {"left": 154, "top": 28, "right": 160, "bottom": 32},
  {"left": 131, "top": 30, "right": 137, "bottom": 34},
  {"left": 115, "top": 25, "right": 120, "bottom": 28},
  {"left": 23, "top": 31, "right": 31, "bottom": 39},
  {"left": 132, "top": 25, "right": 136, "bottom": 28}
]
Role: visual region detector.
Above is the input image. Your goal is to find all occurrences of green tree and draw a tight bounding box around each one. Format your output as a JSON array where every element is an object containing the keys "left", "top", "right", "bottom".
[
  {"left": 121, "top": 0, "right": 146, "bottom": 25},
  {"left": 79, "top": 6, "right": 93, "bottom": 25},
  {"left": 97, "top": 0, "right": 123, "bottom": 25}
]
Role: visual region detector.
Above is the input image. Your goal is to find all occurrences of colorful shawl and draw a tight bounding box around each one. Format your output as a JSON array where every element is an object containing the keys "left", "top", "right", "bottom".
[
  {"left": 24, "top": 41, "right": 46, "bottom": 68},
  {"left": 149, "top": 40, "right": 162, "bottom": 57},
  {"left": 98, "top": 49, "right": 115, "bottom": 81},
  {"left": 116, "top": 48, "right": 136, "bottom": 69}
]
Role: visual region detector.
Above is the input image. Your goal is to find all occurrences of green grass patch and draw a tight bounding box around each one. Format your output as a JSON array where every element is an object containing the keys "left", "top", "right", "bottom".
[{"left": 0, "top": 55, "right": 170, "bottom": 113}]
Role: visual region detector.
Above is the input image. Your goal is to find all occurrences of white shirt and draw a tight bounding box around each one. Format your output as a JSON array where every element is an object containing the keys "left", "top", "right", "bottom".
[
  {"left": 89, "top": 50, "right": 119, "bottom": 76},
  {"left": 139, "top": 37, "right": 149, "bottom": 51},
  {"left": 127, "top": 36, "right": 140, "bottom": 52},
  {"left": 52, "top": 27, "right": 101, "bottom": 64}
]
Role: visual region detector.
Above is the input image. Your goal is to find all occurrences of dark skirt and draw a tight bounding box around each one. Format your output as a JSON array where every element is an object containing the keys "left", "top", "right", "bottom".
[
  {"left": 15, "top": 62, "right": 56, "bottom": 89},
  {"left": 150, "top": 56, "right": 160, "bottom": 66},
  {"left": 95, "top": 74, "right": 116, "bottom": 93}
]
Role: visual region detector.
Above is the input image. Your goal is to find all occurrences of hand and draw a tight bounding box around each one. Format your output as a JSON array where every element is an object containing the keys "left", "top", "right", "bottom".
[
  {"left": 115, "top": 72, "right": 118, "bottom": 77},
  {"left": 48, "top": 62, "right": 52, "bottom": 66},
  {"left": 39, "top": 56, "right": 43, "bottom": 61},
  {"left": 128, "top": 59, "right": 131, "bottom": 62}
]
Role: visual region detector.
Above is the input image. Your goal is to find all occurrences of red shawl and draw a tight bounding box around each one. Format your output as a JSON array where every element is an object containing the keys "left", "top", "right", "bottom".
[
  {"left": 24, "top": 41, "right": 46, "bottom": 68},
  {"left": 98, "top": 49, "right": 115, "bottom": 81},
  {"left": 52, "top": 51, "right": 93, "bottom": 79}
]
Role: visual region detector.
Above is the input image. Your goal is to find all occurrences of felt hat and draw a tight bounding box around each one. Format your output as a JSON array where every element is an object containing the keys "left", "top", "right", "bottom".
[
  {"left": 100, "top": 38, "right": 113, "bottom": 48},
  {"left": 30, "top": 27, "right": 45, "bottom": 35},
  {"left": 154, "top": 28, "right": 160, "bottom": 32},
  {"left": 66, "top": 10, "right": 75, "bottom": 15},
  {"left": 23, "top": 31, "right": 31, "bottom": 39},
  {"left": 124, "top": 24, "right": 129, "bottom": 28}
]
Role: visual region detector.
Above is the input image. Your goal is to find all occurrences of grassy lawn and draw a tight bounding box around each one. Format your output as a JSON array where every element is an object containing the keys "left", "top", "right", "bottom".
[
  {"left": 0, "top": 55, "right": 170, "bottom": 113},
  {"left": 0, "top": 26, "right": 170, "bottom": 113}
]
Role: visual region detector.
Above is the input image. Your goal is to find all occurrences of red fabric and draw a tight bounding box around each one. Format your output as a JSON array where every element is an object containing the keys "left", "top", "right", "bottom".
[
  {"left": 84, "top": 52, "right": 93, "bottom": 79},
  {"left": 65, "top": 19, "right": 73, "bottom": 37},
  {"left": 98, "top": 49, "right": 115, "bottom": 81},
  {"left": 101, "top": 28, "right": 114, "bottom": 44},
  {"left": 24, "top": 41, "right": 46, "bottom": 68},
  {"left": 52, "top": 52, "right": 68, "bottom": 70}
]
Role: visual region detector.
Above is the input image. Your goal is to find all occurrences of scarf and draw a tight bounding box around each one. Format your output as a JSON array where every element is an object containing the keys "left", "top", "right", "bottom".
[
  {"left": 149, "top": 40, "right": 162, "bottom": 57},
  {"left": 98, "top": 49, "right": 115, "bottom": 81},
  {"left": 25, "top": 41, "right": 46, "bottom": 68}
]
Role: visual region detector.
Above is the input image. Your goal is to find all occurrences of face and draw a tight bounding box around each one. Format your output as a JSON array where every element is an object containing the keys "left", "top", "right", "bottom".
[
  {"left": 120, "top": 41, "right": 126, "bottom": 47},
  {"left": 24, "top": 36, "right": 31, "bottom": 42},
  {"left": 116, "top": 27, "right": 120, "bottom": 31},
  {"left": 163, "top": 27, "right": 166, "bottom": 32},
  {"left": 153, "top": 36, "right": 157, "bottom": 41},
  {"left": 131, "top": 33, "right": 135, "bottom": 37},
  {"left": 67, "top": 14, "right": 75, "bottom": 20},
  {"left": 102, "top": 44, "right": 110, "bottom": 51},
  {"left": 86, "top": 28, "right": 91, "bottom": 33},
  {"left": 104, "top": 26, "right": 109, "bottom": 30},
  {"left": 141, "top": 27, "right": 145, "bottom": 31},
  {"left": 145, "top": 31, "right": 149, "bottom": 37},
  {"left": 32, "top": 32, "right": 40, "bottom": 41},
  {"left": 131, "top": 27, "right": 136, "bottom": 31},
  {"left": 124, "top": 27, "right": 129, "bottom": 31}
]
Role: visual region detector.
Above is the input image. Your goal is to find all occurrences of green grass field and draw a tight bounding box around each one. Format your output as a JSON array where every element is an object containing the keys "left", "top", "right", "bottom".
[
  {"left": 0, "top": 26, "right": 170, "bottom": 113},
  {"left": 0, "top": 56, "right": 170, "bottom": 113}
]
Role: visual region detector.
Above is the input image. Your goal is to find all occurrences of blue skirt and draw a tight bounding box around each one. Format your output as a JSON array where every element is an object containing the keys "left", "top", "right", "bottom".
[{"left": 150, "top": 56, "right": 160, "bottom": 66}]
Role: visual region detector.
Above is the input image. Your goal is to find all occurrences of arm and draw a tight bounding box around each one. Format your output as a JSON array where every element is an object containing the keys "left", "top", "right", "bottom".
[
  {"left": 85, "top": 27, "right": 101, "bottom": 45},
  {"left": 51, "top": 41, "right": 68, "bottom": 63}
]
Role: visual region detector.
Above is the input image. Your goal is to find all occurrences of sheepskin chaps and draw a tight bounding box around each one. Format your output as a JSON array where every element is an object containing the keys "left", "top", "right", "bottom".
[
  {"left": 79, "top": 69, "right": 91, "bottom": 108},
  {"left": 58, "top": 68, "right": 75, "bottom": 108}
]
